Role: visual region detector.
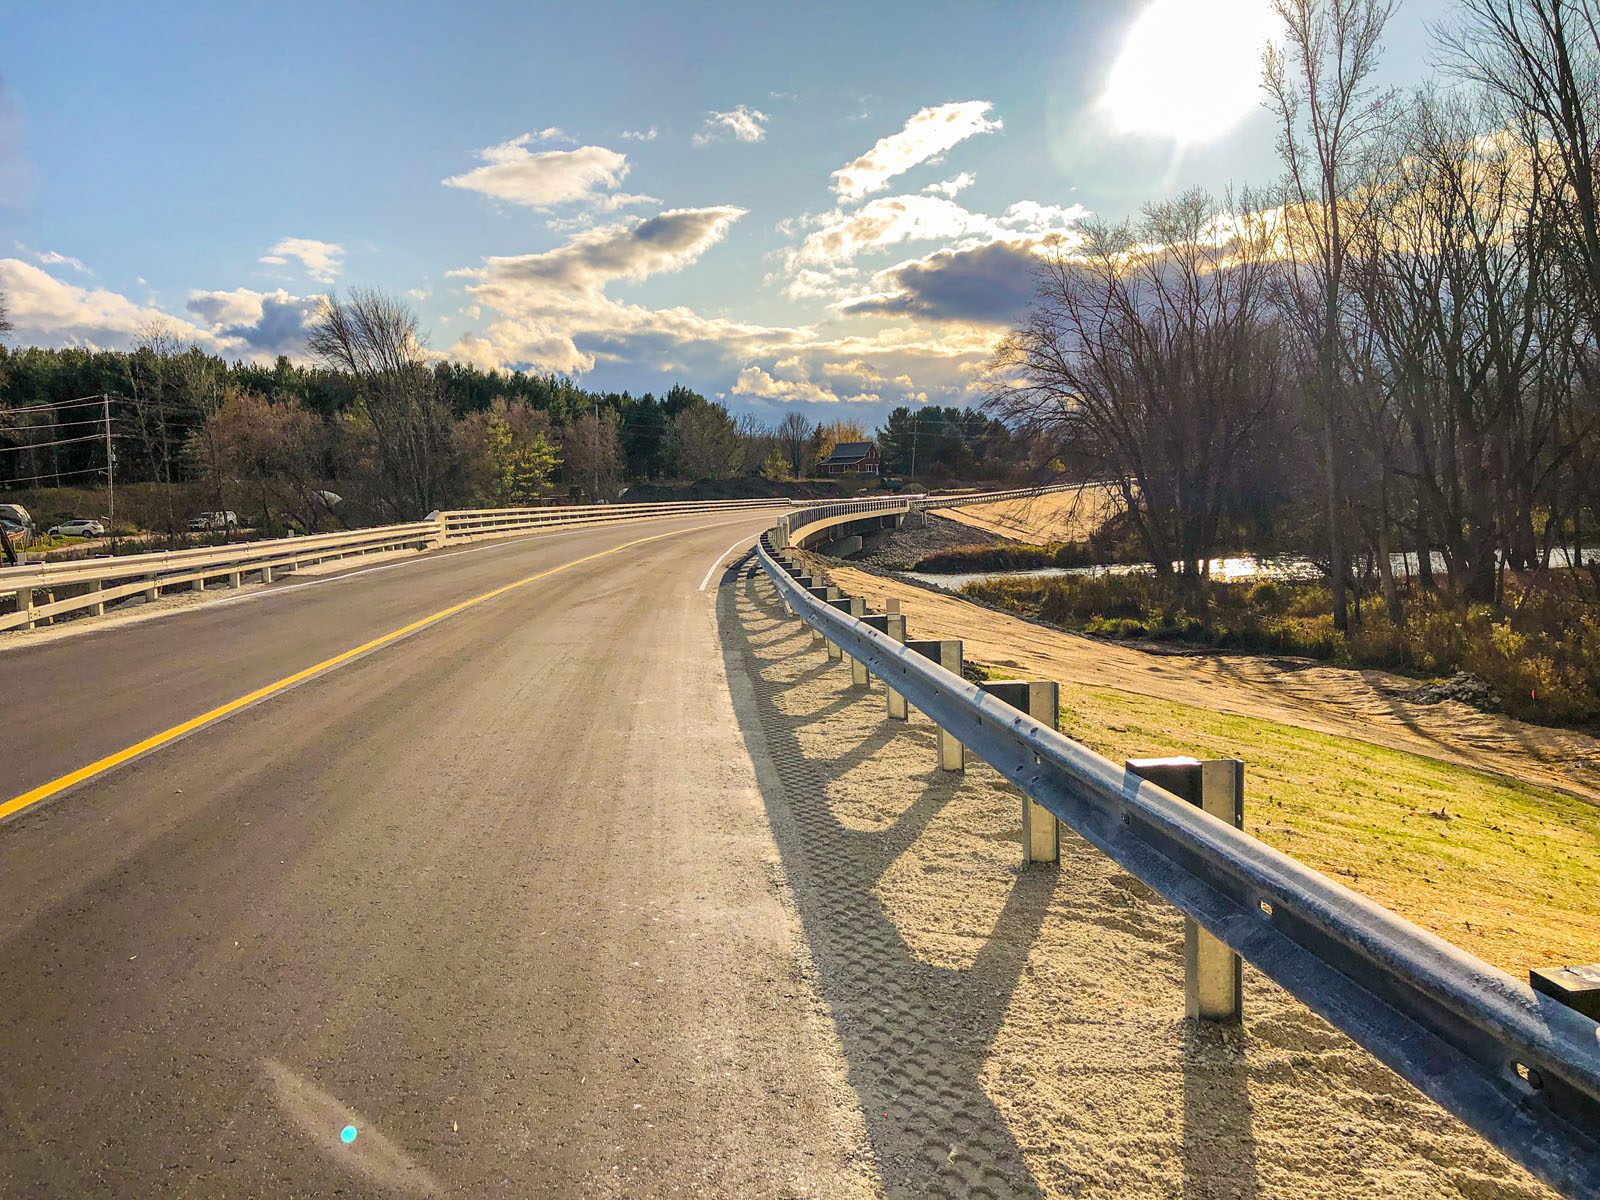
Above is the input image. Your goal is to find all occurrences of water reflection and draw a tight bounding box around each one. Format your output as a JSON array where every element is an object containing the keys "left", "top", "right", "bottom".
[{"left": 902, "top": 548, "right": 1600, "bottom": 592}]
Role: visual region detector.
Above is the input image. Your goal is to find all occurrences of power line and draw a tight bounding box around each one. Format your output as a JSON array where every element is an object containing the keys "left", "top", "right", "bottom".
[
  {"left": 0, "top": 417, "right": 120, "bottom": 435},
  {"left": 0, "top": 394, "right": 109, "bottom": 415},
  {"left": 0, "top": 433, "right": 123, "bottom": 454},
  {"left": 0, "top": 463, "right": 111, "bottom": 487}
]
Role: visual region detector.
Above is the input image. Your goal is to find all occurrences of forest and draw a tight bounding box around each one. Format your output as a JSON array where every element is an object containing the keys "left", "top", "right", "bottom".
[{"left": 987, "top": 0, "right": 1600, "bottom": 724}]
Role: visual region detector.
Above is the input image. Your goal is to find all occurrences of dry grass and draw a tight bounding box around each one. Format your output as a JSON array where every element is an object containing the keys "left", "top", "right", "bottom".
[{"left": 933, "top": 484, "right": 1121, "bottom": 544}]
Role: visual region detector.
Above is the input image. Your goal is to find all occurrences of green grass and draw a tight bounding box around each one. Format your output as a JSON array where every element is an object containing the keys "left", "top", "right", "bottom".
[{"left": 1036, "top": 677, "right": 1600, "bottom": 974}]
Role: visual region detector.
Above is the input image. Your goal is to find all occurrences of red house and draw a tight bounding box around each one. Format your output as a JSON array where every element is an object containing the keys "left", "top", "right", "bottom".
[{"left": 817, "top": 441, "right": 881, "bottom": 477}]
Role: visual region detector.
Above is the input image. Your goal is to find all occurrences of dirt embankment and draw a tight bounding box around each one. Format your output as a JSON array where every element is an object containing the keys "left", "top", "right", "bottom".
[{"left": 932, "top": 485, "right": 1122, "bottom": 544}]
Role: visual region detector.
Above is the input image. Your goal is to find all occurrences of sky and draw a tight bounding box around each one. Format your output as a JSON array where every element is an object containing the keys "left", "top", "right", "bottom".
[{"left": 0, "top": 0, "right": 1455, "bottom": 428}]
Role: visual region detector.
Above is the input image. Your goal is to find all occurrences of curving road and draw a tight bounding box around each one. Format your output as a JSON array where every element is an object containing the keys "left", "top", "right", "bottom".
[{"left": 0, "top": 512, "right": 873, "bottom": 1198}]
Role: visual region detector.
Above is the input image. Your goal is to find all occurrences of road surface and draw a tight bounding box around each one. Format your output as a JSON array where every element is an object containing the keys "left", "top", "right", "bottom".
[{"left": 0, "top": 512, "right": 874, "bottom": 1198}]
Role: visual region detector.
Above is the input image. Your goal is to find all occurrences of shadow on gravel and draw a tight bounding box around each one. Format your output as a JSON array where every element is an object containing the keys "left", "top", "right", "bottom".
[{"left": 718, "top": 560, "right": 1053, "bottom": 1199}]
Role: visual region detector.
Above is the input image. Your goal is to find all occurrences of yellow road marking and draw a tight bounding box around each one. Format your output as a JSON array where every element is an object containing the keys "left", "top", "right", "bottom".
[{"left": 1, "top": 519, "right": 742, "bottom": 824}]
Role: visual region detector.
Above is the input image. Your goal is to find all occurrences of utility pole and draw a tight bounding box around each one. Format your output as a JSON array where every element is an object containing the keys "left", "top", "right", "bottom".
[
  {"left": 910, "top": 420, "right": 919, "bottom": 480},
  {"left": 103, "top": 393, "right": 115, "bottom": 532},
  {"left": 592, "top": 402, "right": 600, "bottom": 501}
]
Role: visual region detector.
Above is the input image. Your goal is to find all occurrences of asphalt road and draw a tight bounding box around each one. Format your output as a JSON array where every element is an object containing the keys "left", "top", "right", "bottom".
[{"left": 0, "top": 513, "right": 873, "bottom": 1198}]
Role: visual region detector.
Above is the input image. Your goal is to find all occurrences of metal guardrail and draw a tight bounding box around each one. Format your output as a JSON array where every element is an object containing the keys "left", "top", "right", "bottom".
[
  {"left": 0, "top": 496, "right": 799, "bottom": 633},
  {"left": 754, "top": 505, "right": 1600, "bottom": 1199}
]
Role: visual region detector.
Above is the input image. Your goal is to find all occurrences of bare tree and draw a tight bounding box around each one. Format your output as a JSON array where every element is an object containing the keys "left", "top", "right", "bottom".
[
  {"left": 991, "top": 191, "right": 1285, "bottom": 590},
  {"left": 562, "top": 410, "right": 623, "bottom": 500},
  {"left": 306, "top": 289, "right": 452, "bottom": 517},
  {"left": 776, "top": 411, "right": 811, "bottom": 478},
  {"left": 1264, "top": 0, "right": 1397, "bottom": 630},
  {"left": 0, "top": 288, "right": 11, "bottom": 342}
]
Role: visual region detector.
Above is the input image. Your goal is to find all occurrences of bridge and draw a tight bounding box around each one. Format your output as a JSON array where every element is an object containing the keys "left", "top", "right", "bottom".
[{"left": 1, "top": 495, "right": 1596, "bottom": 1199}]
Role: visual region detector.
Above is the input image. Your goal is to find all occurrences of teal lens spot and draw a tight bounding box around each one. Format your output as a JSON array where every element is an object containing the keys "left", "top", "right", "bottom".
[{"left": 340, "top": 1125, "right": 358, "bottom": 1145}]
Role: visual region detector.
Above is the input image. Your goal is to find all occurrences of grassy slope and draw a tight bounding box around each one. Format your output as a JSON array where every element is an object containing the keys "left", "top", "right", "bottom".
[{"left": 1037, "top": 674, "right": 1600, "bottom": 974}]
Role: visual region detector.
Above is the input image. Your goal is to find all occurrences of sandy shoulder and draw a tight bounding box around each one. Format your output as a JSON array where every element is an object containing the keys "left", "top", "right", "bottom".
[{"left": 722, "top": 564, "right": 1553, "bottom": 1200}]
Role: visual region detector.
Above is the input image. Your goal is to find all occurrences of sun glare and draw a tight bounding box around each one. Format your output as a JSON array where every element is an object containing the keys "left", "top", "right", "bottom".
[{"left": 1100, "top": 0, "right": 1280, "bottom": 146}]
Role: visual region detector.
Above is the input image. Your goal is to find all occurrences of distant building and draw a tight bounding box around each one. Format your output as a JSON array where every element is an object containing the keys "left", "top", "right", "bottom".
[{"left": 817, "top": 441, "right": 881, "bottom": 477}]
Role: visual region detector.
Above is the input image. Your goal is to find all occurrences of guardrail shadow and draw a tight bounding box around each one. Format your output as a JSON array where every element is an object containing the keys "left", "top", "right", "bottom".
[
  {"left": 721, "top": 562, "right": 1053, "bottom": 1198},
  {"left": 719, "top": 559, "right": 1281, "bottom": 1200}
]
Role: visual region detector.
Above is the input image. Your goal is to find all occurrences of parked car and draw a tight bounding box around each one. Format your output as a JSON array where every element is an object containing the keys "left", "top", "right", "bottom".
[
  {"left": 187, "top": 510, "right": 239, "bottom": 531},
  {"left": 48, "top": 519, "right": 106, "bottom": 539},
  {"left": 0, "top": 503, "right": 34, "bottom": 531}
]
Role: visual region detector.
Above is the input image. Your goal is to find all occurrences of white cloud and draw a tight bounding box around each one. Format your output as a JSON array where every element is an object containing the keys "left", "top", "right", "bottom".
[
  {"left": 531, "top": 126, "right": 576, "bottom": 144},
  {"left": 442, "top": 136, "right": 656, "bottom": 213},
  {"left": 733, "top": 364, "right": 878, "bottom": 406},
  {"left": 406, "top": 286, "right": 432, "bottom": 300},
  {"left": 259, "top": 237, "right": 345, "bottom": 283},
  {"left": 620, "top": 126, "right": 658, "bottom": 142},
  {"left": 923, "top": 172, "right": 976, "bottom": 199},
  {"left": 692, "top": 105, "right": 769, "bottom": 147},
  {"left": 187, "top": 286, "right": 321, "bottom": 355},
  {"left": 13, "top": 244, "right": 91, "bottom": 274},
  {"left": 788, "top": 194, "right": 1087, "bottom": 270},
  {"left": 0, "top": 257, "right": 221, "bottom": 349},
  {"left": 832, "top": 102, "right": 1001, "bottom": 201}
]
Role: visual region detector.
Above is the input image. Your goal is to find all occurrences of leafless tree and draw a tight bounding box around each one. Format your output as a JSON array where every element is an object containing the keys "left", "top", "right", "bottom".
[
  {"left": 1265, "top": 0, "right": 1398, "bottom": 630},
  {"left": 0, "top": 289, "right": 12, "bottom": 342},
  {"left": 991, "top": 191, "right": 1285, "bottom": 589},
  {"left": 775, "top": 411, "right": 811, "bottom": 478},
  {"left": 734, "top": 412, "right": 777, "bottom": 474},
  {"left": 562, "top": 410, "right": 623, "bottom": 500},
  {"left": 306, "top": 288, "right": 452, "bottom": 518}
]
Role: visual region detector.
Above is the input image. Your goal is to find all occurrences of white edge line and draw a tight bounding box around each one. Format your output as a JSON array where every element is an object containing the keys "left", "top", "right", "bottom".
[{"left": 698, "top": 534, "right": 758, "bottom": 592}]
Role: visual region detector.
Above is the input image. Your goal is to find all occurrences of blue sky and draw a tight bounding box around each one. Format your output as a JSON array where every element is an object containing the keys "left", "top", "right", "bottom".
[{"left": 1, "top": 0, "right": 1453, "bottom": 426}]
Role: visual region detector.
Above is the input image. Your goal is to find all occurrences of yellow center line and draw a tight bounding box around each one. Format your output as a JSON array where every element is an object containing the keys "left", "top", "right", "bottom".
[{"left": 1, "top": 517, "right": 750, "bottom": 824}]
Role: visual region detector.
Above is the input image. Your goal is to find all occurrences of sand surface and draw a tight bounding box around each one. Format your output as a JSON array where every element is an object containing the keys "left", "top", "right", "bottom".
[
  {"left": 721, "top": 563, "right": 1554, "bottom": 1200},
  {"left": 933, "top": 485, "right": 1121, "bottom": 544}
]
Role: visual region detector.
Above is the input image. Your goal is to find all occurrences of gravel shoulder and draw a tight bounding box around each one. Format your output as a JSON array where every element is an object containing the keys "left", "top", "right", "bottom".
[{"left": 719, "top": 563, "right": 1553, "bottom": 1200}]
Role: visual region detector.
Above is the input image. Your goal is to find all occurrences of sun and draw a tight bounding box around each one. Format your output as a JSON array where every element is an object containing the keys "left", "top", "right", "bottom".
[{"left": 1099, "top": 0, "right": 1281, "bottom": 146}]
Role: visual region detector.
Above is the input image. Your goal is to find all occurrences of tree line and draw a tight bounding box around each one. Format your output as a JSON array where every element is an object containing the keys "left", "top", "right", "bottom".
[
  {"left": 0, "top": 289, "right": 1027, "bottom": 533},
  {"left": 992, "top": 0, "right": 1600, "bottom": 626}
]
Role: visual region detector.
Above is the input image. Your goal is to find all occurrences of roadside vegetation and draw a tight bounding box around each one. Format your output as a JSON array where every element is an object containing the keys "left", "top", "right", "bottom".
[
  {"left": 912, "top": 541, "right": 1093, "bottom": 573},
  {"left": 965, "top": 572, "right": 1600, "bottom": 727}
]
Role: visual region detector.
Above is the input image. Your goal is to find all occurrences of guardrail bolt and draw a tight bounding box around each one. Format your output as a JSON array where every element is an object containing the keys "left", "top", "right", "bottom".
[
  {"left": 1530, "top": 964, "right": 1600, "bottom": 1022},
  {"left": 1126, "top": 756, "right": 1245, "bottom": 1024},
  {"left": 978, "top": 681, "right": 1062, "bottom": 865},
  {"left": 907, "top": 639, "right": 966, "bottom": 771}
]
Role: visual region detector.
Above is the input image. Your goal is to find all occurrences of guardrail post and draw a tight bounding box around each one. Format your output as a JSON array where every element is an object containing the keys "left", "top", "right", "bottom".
[
  {"left": 143, "top": 574, "right": 158, "bottom": 602},
  {"left": 426, "top": 510, "right": 448, "bottom": 550},
  {"left": 859, "top": 613, "right": 906, "bottom": 701},
  {"left": 14, "top": 586, "right": 33, "bottom": 630},
  {"left": 806, "top": 586, "right": 840, "bottom": 649},
  {"left": 87, "top": 578, "right": 104, "bottom": 617},
  {"left": 906, "top": 639, "right": 965, "bottom": 770},
  {"left": 826, "top": 596, "right": 864, "bottom": 666},
  {"left": 1530, "top": 964, "right": 1600, "bottom": 1021},
  {"left": 1126, "top": 756, "right": 1245, "bottom": 1024},
  {"left": 261, "top": 565, "right": 274, "bottom": 583},
  {"left": 979, "top": 681, "right": 1061, "bottom": 865},
  {"left": 228, "top": 570, "right": 242, "bottom": 588},
  {"left": 193, "top": 572, "right": 206, "bottom": 593}
]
